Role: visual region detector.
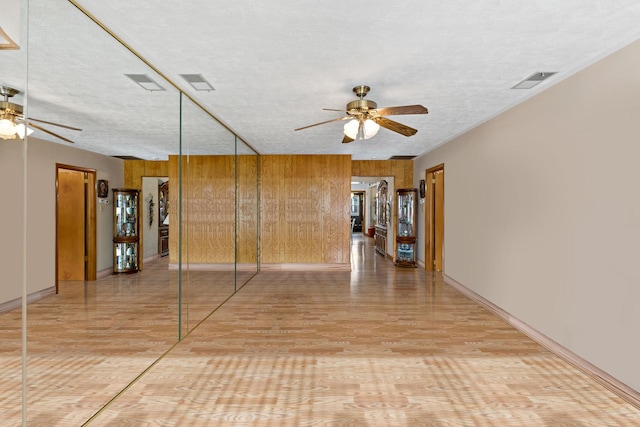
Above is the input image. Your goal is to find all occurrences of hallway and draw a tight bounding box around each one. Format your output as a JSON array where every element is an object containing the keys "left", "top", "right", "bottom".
[{"left": 2, "top": 235, "right": 639, "bottom": 425}]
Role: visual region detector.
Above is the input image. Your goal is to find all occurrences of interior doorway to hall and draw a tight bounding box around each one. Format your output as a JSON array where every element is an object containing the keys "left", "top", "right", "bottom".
[
  {"left": 424, "top": 164, "right": 444, "bottom": 272},
  {"left": 55, "top": 164, "right": 97, "bottom": 291},
  {"left": 141, "top": 177, "right": 169, "bottom": 263},
  {"left": 351, "top": 176, "right": 385, "bottom": 240},
  {"left": 350, "top": 191, "right": 365, "bottom": 234}
]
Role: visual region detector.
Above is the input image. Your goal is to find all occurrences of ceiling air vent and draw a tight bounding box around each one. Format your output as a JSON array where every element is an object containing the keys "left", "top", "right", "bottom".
[
  {"left": 113, "top": 155, "right": 144, "bottom": 160},
  {"left": 512, "top": 72, "right": 557, "bottom": 89},
  {"left": 180, "top": 74, "right": 215, "bottom": 91},
  {"left": 388, "top": 155, "right": 416, "bottom": 160},
  {"left": 125, "top": 74, "right": 165, "bottom": 91}
]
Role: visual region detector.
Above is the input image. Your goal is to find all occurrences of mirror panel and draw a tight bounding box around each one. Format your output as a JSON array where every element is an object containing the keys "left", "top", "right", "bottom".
[
  {"left": 236, "top": 139, "right": 260, "bottom": 288},
  {"left": 15, "top": 0, "right": 181, "bottom": 424},
  {"left": 0, "top": 1, "right": 28, "bottom": 423},
  {"left": 178, "top": 94, "right": 239, "bottom": 335},
  {"left": 0, "top": 0, "right": 260, "bottom": 423}
]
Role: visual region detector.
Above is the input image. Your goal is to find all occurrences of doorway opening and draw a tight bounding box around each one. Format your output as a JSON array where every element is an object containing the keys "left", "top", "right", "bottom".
[
  {"left": 350, "top": 191, "right": 365, "bottom": 235},
  {"left": 55, "top": 164, "right": 97, "bottom": 291},
  {"left": 424, "top": 164, "right": 444, "bottom": 272}
]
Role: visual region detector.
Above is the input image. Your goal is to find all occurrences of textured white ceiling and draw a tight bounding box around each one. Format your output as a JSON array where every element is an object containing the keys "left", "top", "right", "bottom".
[{"left": 2, "top": 0, "right": 640, "bottom": 160}]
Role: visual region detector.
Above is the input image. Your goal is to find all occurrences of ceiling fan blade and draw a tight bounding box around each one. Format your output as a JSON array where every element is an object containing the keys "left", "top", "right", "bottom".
[
  {"left": 374, "top": 117, "right": 418, "bottom": 137},
  {"left": 342, "top": 134, "right": 354, "bottom": 144},
  {"left": 295, "top": 116, "right": 349, "bottom": 131},
  {"left": 322, "top": 108, "right": 347, "bottom": 112},
  {"left": 28, "top": 122, "right": 76, "bottom": 143},
  {"left": 372, "top": 105, "right": 428, "bottom": 116},
  {"left": 27, "top": 117, "right": 82, "bottom": 131}
]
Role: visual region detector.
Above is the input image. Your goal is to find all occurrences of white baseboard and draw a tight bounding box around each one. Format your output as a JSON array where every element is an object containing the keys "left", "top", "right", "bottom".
[{"left": 443, "top": 274, "right": 640, "bottom": 409}]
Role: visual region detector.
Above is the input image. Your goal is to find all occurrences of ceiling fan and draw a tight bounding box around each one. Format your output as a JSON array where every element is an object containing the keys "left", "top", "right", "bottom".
[
  {"left": 295, "top": 85, "right": 428, "bottom": 143},
  {"left": 0, "top": 85, "right": 81, "bottom": 143}
]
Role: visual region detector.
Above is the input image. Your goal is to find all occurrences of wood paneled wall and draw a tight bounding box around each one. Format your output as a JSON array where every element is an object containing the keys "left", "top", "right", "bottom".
[
  {"left": 124, "top": 156, "right": 410, "bottom": 269},
  {"left": 124, "top": 160, "right": 169, "bottom": 188},
  {"left": 260, "top": 155, "right": 352, "bottom": 267},
  {"left": 351, "top": 160, "right": 413, "bottom": 188},
  {"left": 167, "top": 155, "right": 258, "bottom": 265}
]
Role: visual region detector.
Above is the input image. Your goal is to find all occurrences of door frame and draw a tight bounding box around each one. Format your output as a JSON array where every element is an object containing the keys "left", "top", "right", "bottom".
[
  {"left": 55, "top": 163, "right": 97, "bottom": 292},
  {"left": 424, "top": 164, "right": 444, "bottom": 272}
]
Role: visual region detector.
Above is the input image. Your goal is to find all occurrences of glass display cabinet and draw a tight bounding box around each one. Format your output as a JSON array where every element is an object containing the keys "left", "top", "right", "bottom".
[
  {"left": 113, "top": 188, "right": 141, "bottom": 273},
  {"left": 375, "top": 180, "right": 388, "bottom": 256},
  {"left": 395, "top": 188, "right": 417, "bottom": 267}
]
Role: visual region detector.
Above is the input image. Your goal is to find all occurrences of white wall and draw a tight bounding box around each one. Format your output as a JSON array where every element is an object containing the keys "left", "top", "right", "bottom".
[
  {"left": 0, "top": 136, "right": 123, "bottom": 304},
  {"left": 414, "top": 39, "right": 640, "bottom": 391}
]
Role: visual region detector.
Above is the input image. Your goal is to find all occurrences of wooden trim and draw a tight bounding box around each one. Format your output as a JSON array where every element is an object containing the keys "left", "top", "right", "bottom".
[
  {"left": 424, "top": 164, "right": 444, "bottom": 272},
  {"left": 86, "top": 172, "right": 97, "bottom": 280},
  {"left": 0, "top": 26, "right": 20, "bottom": 50},
  {"left": 424, "top": 163, "right": 445, "bottom": 175},
  {"left": 443, "top": 274, "right": 640, "bottom": 409}
]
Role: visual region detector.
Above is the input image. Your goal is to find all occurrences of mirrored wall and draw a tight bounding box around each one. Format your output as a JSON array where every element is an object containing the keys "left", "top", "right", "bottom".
[{"left": 0, "top": 0, "right": 259, "bottom": 424}]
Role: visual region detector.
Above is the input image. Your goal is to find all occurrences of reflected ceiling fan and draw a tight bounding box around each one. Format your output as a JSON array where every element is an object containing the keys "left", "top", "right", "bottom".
[
  {"left": 0, "top": 85, "right": 81, "bottom": 143},
  {"left": 295, "top": 85, "right": 428, "bottom": 143}
]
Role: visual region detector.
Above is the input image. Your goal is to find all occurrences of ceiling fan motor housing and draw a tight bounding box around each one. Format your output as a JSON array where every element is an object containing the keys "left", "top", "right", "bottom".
[
  {"left": 346, "top": 99, "right": 377, "bottom": 115},
  {"left": 1, "top": 86, "right": 23, "bottom": 120},
  {"left": 0, "top": 101, "right": 23, "bottom": 118}
]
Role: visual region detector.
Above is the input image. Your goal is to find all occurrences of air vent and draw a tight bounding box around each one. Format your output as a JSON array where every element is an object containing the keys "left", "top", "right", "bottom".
[
  {"left": 125, "top": 74, "right": 165, "bottom": 91},
  {"left": 512, "top": 72, "right": 557, "bottom": 89},
  {"left": 388, "top": 155, "right": 416, "bottom": 160},
  {"left": 180, "top": 74, "right": 215, "bottom": 91},
  {"left": 112, "top": 155, "right": 144, "bottom": 160}
]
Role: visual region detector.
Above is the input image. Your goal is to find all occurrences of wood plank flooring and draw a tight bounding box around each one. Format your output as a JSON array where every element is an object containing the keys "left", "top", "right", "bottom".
[{"left": 1, "top": 235, "right": 639, "bottom": 426}]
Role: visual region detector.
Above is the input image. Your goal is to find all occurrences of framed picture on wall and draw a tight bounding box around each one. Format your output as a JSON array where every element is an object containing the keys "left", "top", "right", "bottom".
[{"left": 97, "top": 180, "right": 109, "bottom": 198}]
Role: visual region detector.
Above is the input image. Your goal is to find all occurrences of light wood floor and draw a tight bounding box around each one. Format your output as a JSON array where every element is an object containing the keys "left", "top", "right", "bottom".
[{"left": 2, "top": 235, "right": 639, "bottom": 426}]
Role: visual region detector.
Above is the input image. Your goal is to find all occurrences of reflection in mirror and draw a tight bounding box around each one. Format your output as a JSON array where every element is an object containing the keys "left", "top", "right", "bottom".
[
  {"left": 0, "top": 0, "right": 28, "bottom": 422},
  {"left": 176, "top": 93, "right": 249, "bottom": 335},
  {"left": 0, "top": 0, "right": 260, "bottom": 423},
  {"left": 0, "top": 0, "right": 183, "bottom": 424},
  {"left": 235, "top": 137, "right": 260, "bottom": 290}
]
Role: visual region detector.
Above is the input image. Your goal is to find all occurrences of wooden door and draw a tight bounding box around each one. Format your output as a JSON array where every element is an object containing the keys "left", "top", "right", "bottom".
[
  {"left": 425, "top": 165, "right": 444, "bottom": 272},
  {"left": 57, "top": 168, "right": 86, "bottom": 280},
  {"left": 434, "top": 169, "right": 444, "bottom": 271}
]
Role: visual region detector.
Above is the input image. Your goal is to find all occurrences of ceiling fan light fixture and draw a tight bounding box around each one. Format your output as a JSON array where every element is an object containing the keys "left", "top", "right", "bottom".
[
  {"left": 15, "top": 123, "right": 33, "bottom": 139},
  {"left": 0, "top": 118, "right": 17, "bottom": 139},
  {"left": 363, "top": 119, "right": 380, "bottom": 139},
  {"left": 344, "top": 119, "right": 359, "bottom": 139},
  {"left": 344, "top": 118, "right": 381, "bottom": 140}
]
